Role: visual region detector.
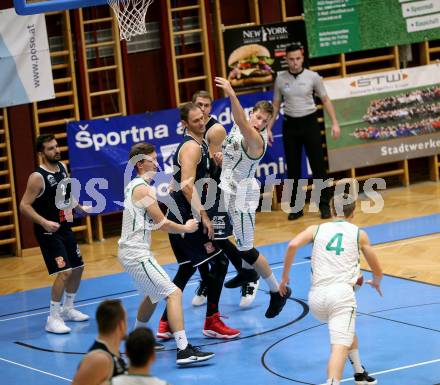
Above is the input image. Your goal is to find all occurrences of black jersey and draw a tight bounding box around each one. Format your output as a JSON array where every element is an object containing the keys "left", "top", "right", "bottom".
[
  {"left": 168, "top": 133, "right": 221, "bottom": 265},
  {"left": 205, "top": 116, "right": 219, "bottom": 133},
  {"left": 203, "top": 117, "right": 232, "bottom": 239},
  {"left": 32, "top": 162, "right": 71, "bottom": 230},
  {"left": 171, "top": 134, "right": 210, "bottom": 208},
  {"left": 87, "top": 340, "right": 127, "bottom": 379}
]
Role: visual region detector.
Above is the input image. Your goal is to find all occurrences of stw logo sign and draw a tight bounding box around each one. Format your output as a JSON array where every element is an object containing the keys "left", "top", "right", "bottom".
[{"left": 350, "top": 73, "right": 408, "bottom": 88}]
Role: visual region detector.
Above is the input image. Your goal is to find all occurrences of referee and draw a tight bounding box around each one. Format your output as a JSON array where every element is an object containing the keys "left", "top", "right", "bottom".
[{"left": 267, "top": 44, "right": 340, "bottom": 220}]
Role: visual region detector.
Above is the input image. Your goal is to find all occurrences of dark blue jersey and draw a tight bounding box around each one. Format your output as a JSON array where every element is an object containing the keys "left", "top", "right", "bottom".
[
  {"left": 32, "top": 162, "right": 71, "bottom": 231},
  {"left": 172, "top": 133, "right": 210, "bottom": 189}
]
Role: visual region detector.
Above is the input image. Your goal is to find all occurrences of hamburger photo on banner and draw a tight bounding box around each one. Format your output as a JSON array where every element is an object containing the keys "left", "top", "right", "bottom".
[{"left": 227, "top": 44, "right": 275, "bottom": 87}]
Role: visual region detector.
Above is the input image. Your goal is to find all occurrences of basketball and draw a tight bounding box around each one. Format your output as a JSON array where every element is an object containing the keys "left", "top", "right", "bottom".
[{"left": 354, "top": 274, "right": 364, "bottom": 291}]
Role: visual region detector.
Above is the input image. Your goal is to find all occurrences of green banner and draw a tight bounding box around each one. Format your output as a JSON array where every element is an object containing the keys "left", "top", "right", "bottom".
[
  {"left": 304, "top": 0, "right": 440, "bottom": 57},
  {"left": 323, "top": 64, "right": 440, "bottom": 172}
]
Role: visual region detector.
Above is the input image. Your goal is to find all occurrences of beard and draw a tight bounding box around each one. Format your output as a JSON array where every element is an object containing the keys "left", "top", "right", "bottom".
[{"left": 46, "top": 154, "right": 61, "bottom": 164}]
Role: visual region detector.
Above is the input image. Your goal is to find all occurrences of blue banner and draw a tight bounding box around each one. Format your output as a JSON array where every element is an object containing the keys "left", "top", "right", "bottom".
[{"left": 67, "top": 91, "right": 310, "bottom": 214}]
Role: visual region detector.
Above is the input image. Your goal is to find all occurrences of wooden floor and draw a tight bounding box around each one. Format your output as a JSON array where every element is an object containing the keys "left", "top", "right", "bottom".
[{"left": 1, "top": 181, "right": 439, "bottom": 295}]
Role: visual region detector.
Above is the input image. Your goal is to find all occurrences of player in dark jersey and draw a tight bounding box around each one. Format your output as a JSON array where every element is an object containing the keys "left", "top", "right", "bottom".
[
  {"left": 191, "top": 90, "right": 260, "bottom": 308},
  {"left": 20, "top": 134, "right": 89, "bottom": 334},
  {"left": 157, "top": 102, "right": 240, "bottom": 340},
  {"left": 72, "top": 300, "right": 127, "bottom": 385}
]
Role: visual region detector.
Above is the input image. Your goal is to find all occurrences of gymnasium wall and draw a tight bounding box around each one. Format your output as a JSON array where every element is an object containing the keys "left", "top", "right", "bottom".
[{"left": 0, "top": 0, "right": 439, "bottom": 256}]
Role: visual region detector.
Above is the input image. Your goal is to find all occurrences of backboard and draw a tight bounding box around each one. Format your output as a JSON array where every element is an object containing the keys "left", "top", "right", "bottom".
[{"left": 14, "top": 0, "right": 108, "bottom": 15}]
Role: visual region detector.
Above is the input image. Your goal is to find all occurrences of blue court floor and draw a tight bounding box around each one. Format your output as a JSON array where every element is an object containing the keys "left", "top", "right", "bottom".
[{"left": 1, "top": 215, "right": 439, "bottom": 385}]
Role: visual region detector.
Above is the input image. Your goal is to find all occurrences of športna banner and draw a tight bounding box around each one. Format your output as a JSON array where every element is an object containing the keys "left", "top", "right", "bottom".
[
  {"left": 67, "top": 91, "right": 310, "bottom": 215},
  {"left": 324, "top": 64, "right": 440, "bottom": 172},
  {"left": 0, "top": 8, "right": 54, "bottom": 108}
]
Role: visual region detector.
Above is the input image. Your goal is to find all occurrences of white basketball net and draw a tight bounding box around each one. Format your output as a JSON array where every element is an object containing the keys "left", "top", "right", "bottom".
[{"left": 108, "top": 0, "right": 154, "bottom": 41}]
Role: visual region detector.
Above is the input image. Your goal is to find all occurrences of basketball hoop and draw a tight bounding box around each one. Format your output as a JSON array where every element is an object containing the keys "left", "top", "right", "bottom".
[{"left": 108, "top": 0, "right": 154, "bottom": 41}]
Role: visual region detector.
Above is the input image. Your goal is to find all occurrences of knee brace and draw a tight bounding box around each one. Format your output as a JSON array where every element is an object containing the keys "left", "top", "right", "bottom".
[
  {"left": 173, "top": 264, "right": 197, "bottom": 291},
  {"left": 238, "top": 247, "right": 259, "bottom": 265}
]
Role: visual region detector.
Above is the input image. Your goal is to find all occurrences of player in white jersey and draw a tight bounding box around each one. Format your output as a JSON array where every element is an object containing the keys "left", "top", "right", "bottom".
[
  {"left": 214, "top": 77, "right": 291, "bottom": 318},
  {"left": 191, "top": 90, "right": 260, "bottom": 308},
  {"left": 118, "top": 142, "right": 214, "bottom": 366},
  {"left": 280, "top": 194, "right": 383, "bottom": 385}
]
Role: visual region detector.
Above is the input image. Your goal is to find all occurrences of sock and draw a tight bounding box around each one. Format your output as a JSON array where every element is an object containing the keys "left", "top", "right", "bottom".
[
  {"left": 264, "top": 273, "right": 279, "bottom": 292},
  {"left": 134, "top": 319, "right": 148, "bottom": 330},
  {"left": 242, "top": 260, "right": 253, "bottom": 269},
  {"left": 63, "top": 292, "right": 76, "bottom": 309},
  {"left": 206, "top": 302, "right": 219, "bottom": 317},
  {"left": 326, "top": 379, "right": 340, "bottom": 385},
  {"left": 50, "top": 301, "right": 61, "bottom": 317},
  {"left": 348, "top": 349, "right": 363, "bottom": 373},
  {"left": 174, "top": 330, "right": 188, "bottom": 350}
]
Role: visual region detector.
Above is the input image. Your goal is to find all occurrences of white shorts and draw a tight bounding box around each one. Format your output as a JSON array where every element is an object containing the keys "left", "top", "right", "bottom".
[
  {"left": 308, "top": 284, "right": 357, "bottom": 347},
  {"left": 224, "top": 190, "right": 259, "bottom": 251},
  {"left": 118, "top": 248, "right": 176, "bottom": 304}
]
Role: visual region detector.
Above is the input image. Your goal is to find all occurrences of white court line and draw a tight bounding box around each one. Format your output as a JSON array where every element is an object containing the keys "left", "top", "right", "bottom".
[
  {"left": 0, "top": 260, "right": 311, "bottom": 323},
  {"left": 319, "top": 357, "right": 440, "bottom": 385},
  {"left": 0, "top": 292, "right": 138, "bottom": 322},
  {"left": 0, "top": 356, "right": 71, "bottom": 382},
  {"left": 373, "top": 234, "right": 440, "bottom": 250}
]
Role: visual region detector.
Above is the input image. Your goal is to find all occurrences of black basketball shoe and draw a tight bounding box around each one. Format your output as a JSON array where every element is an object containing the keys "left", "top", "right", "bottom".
[
  {"left": 354, "top": 369, "right": 377, "bottom": 385},
  {"left": 224, "top": 269, "right": 259, "bottom": 288},
  {"left": 176, "top": 344, "right": 215, "bottom": 365},
  {"left": 265, "top": 287, "right": 291, "bottom": 318}
]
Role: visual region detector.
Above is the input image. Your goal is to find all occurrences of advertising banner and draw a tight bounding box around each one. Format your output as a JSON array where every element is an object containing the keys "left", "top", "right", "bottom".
[
  {"left": 0, "top": 8, "right": 54, "bottom": 108},
  {"left": 323, "top": 64, "right": 440, "bottom": 172},
  {"left": 304, "top": 0, "right": 440, "bottom": 58},
  {"left": 223, "top": 21, "right": 306, "bottom": 89},
  {"left": 67, "top": 92, "right": 309, "bottom": 215}
]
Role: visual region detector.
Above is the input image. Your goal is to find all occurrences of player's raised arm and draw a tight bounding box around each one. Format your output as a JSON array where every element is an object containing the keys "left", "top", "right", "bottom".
[{"left": 214, "top": 76, "right": 263, "bottom": 153}]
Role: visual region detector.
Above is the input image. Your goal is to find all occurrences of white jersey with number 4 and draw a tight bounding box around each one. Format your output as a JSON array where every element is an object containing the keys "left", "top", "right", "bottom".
[
  {"left": 311, "top": 221, "right": 360, "bottom": 287},
  {"left": 219, "top": 124, "right": 267, "bottom": 195}
]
